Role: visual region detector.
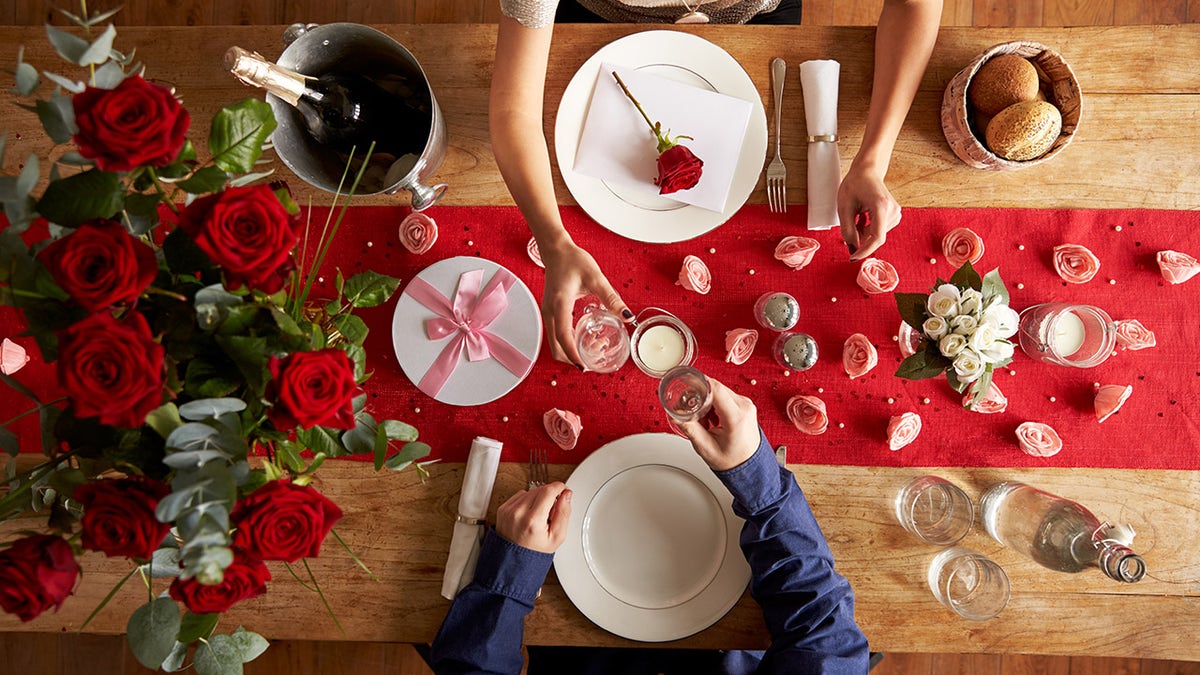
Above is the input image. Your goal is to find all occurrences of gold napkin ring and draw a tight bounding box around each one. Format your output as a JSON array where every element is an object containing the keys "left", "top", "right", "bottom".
[
  {"left": 807, "top": 134, "right": 838, "bottom": 143},
  {"left": 455, "top": 513, "right": 486, "bottom": 526}
]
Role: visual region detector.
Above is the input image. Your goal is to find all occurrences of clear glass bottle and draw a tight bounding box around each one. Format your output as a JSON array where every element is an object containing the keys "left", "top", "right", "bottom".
[{"left": 980, "top": 481, "right": 1145, "bottom": 583}]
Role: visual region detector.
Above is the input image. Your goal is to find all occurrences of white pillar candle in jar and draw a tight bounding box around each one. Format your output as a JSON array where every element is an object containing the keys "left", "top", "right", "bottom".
[
  {"left": 636, "top": 324, "right": 686, "bottom": 373},
  {"left": 1051, "top": 311, "right": 1086, "bottom": 357}
]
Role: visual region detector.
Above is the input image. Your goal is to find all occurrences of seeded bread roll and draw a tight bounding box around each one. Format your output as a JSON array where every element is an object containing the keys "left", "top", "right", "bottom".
[
  {"left": 969, "top": 55, "right": 1041, "bottom": 117},
  {"left": 985, "top": 100, "right": 1063, "bottom": 161}
]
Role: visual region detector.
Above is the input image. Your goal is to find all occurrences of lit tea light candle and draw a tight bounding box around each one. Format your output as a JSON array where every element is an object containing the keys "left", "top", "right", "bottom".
[
  {"left": 1051, "top": 311, "right": 1086, "bottom": 356},
  {"left": 636, "top": 324, "right": 686, "bottom": 373}
]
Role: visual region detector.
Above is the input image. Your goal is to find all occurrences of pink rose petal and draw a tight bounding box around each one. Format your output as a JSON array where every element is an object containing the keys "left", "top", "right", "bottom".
[
  {"left": 886, "top": 412, "right": 922, "bottom": 451},
  {"left": 1156, "top": 250, "right": 1200, "bottom": 285},
  {"left": 773, "top": 236, "right": 820, "bottom": 270},
  {"left": 527, "top": 237, "right": 544, "bottom": 269},
  {"left": 856, "top": 258, "right": 899, "bottom": 294},
  {"left": 399, "top": 212, "right": 438, "bottom": 255},
  {"left": 942, "top": 227, "right": 985, "bottom": 267},
  {"left": 543, "top": 408, "right": 582, "bottom": 450},
  {"left": 1053, "top": 244, "right": 1100, "bottom": 284},
  {"left": 1015, "top": 422, "right": 1062, "bottom": 457},
  {"left": 1114, "top": 320, "right": 1156, "bottom": 351},
  {"left": 1094, "top": 384, "right": 1133, "bottom": 423},
  {"left": 786, "top": 395, "right": 828, "bottom": 435},
  {"left": 842, "top": 333, "right": 878, "bottom": 379},
  {"left": 724, "top": 328, "right": 759, "bottom": 365},
  {"left": 1, "top": 338, "right": 31, "bottom": 375},
  {"left": 963, "top": 382, "right": 1008, "bottom": 414},
  {"left": 677, "top": 255, "right": 711, "bottom": 295}
]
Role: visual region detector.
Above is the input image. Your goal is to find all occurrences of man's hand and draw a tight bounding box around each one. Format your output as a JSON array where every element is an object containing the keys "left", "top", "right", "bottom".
[
  {"left": 678, "top": 377, "right": 761, "bottom": 472},
  {"left": 495, "top": 482, "right": 573, "bottom": 554}
]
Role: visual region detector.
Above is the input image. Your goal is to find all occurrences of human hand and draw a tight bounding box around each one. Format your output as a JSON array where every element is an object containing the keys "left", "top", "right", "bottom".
[
  {"left": 837, "top": 162, "right": 902, "bottom": 262},
  {"left": 495, "top": 482, "right": 573, "bottom": 554},
  {"left": 678, "top": 377, "right": 761, "bottom": 472},
  {"left": 540, "top": 242, "right": 632, "bottom": 368}
]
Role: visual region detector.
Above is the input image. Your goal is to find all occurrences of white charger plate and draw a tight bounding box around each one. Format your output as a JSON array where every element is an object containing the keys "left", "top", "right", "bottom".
[
  {"left": 391, "top": 256, "right": 541, "bottom": 406},
  {"left": 554, "top": 30, "right": 768, "bottom": 244},
  {"left": 555, "top": 433, "right": 750, "bottom": 642}
]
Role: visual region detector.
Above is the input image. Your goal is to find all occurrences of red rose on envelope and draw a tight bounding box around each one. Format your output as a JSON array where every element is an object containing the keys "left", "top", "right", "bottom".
[{"left": 613, "top": 71, "right": 704, "bottom": 195}]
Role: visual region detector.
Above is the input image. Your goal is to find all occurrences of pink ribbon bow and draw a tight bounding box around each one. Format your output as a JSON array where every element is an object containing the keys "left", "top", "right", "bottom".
[{"left": 406, "top": 268, "right": 533, "bottom": 397}]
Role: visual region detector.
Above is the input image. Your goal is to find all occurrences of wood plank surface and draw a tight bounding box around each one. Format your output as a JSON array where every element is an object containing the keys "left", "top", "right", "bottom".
[
  {"left": 1, "top": 25, "right": 1198, "bottom": 212},
  {"left": 2, "top": 460, "right": 1198, "bottom": 660}
]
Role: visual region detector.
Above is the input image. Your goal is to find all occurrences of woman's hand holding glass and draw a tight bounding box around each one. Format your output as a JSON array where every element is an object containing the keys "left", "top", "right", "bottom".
[{"left": 540, "top": 241, "right": 632, "bottom": 368}]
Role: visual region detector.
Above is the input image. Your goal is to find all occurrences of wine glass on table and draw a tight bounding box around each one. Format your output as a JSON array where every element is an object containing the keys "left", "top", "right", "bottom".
[{"left": 657, "top": 366, "right": 713, "bottom": 427}]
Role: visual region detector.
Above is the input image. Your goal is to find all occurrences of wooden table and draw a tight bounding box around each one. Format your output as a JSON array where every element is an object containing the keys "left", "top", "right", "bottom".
[{"left": 2, "top": 24, "right": 1198, "bottom": 661}]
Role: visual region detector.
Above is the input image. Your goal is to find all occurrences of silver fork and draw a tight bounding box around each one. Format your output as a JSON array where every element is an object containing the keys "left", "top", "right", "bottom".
[
  {"left": 527, "top": 448, "right": 549, "bottom": 490},
  {"left": 765, "top": 57, "right": 787, "bottom": 213}
]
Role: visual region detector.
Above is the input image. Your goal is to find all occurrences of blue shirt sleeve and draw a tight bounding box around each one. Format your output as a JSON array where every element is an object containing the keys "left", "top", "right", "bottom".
[
  {"left": 429, "top": 528, "right": 554, "bottom": 675},
  {"left": 714, "top": 430, "right": 871, "bottom": 674}
]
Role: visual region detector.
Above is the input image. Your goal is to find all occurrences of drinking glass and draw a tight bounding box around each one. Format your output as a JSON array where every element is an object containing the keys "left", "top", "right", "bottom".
[
  {"left": 927, "top": 547, "right": 1010, "bottom": 621},
  {"left": 1017, "top": 303, "right": 1115, "bottom": 368},
  {"left": 573, "top": 304, "right": 630, "bottom": 373},
  {"left": 657, "top": 366, "right": 712, "bottom": 424},
  {"left": 894, "top": 476, "right": 974, "bottom": 546}
]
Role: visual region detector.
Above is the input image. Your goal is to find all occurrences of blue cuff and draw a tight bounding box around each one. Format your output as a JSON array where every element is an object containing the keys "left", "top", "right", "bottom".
[
  {"left": 471, "top": 528, "right": 555, "bottom": 605},
  {"left": 714, "top": 430, "right": 788, "bottom": 516}
]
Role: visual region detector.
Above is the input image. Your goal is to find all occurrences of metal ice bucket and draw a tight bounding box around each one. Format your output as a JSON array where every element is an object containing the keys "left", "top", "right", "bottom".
[{"left": 271, "top": 22, "right": 447, "bottom": 210}]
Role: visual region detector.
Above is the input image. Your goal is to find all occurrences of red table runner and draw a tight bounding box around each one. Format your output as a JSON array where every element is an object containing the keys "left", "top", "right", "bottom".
[{"left": 4, "top": 205, "right": 1197, "bottom": 470}]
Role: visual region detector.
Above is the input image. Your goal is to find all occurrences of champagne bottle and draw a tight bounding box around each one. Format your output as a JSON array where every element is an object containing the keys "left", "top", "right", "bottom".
[
  {"left": 980, "top": 481, "right": 1145, "bottom": 583},
  {"left": 224, "top": 46, "right": 419, "bottom": 158}
]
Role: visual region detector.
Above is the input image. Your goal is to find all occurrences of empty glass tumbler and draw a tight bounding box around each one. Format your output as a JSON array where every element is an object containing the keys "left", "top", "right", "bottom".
[
  {"left": 894, "top": 475, "right": 975, "bottom": 546},
  {"left": 927, "top": 547, "right": 1011, "bottom": 621}
]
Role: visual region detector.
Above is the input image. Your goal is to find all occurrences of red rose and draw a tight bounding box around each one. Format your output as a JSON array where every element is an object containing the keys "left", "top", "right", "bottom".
[
  {"left": 39, "top": 219, "right": 158, "bottom": 312},
  {"left": 0, "top": 535, "right": 80, "bottom": 622},
  {"left": 168, "top": 552, "right": 270, "bottom": 614},
  {"left": 266, "top": 349, "right": 357, "bottom": 431},
  {"left": 56, "top": 312, "right": 165, "bottom": 428},
  {"left": 74, "top": 478, "right": 171, "bottom": 560},
  {"left": 178, "top": 185, "right": 301, "bottom": 293},
  {"left": 72, "top": 75, "right": 190, "bottom": 173},
  {"left": 231, "top": 480, "right": 343, "bottom": 562},
  {"left": 655, "top": 144, "right": 704, "bottom": 194}
]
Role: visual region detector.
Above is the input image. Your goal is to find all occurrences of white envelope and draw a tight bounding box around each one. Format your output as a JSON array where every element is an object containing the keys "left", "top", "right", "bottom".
[{"left": 573, "top": 63, "right": 752, "bottom": 213}]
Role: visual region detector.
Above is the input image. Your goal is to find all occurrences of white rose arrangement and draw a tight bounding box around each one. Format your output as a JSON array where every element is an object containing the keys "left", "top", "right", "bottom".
[{"left": 895, "top": 262, "right": 1016, "bottom": 404}]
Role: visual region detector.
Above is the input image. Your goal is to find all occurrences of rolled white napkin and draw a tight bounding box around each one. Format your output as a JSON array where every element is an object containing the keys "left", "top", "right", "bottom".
[
  {"left": 799, "top": 60, "right": 841, "bottom": 231},
  {"left": 440, "top": 436, "right": 503, "bottom": 600}
]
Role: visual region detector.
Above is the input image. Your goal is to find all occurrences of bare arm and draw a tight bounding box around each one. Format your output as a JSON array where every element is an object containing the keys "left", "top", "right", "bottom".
[
  {"left": 491, "top": 15, "right": 631, "bottom": 366},
  {"left": 838, "top": 0, "right": 942, "bottom": 261}
]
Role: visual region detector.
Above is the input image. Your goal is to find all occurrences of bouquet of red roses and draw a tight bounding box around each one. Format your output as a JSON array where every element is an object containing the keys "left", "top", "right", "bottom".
[{"left": 0, "top": 9, "right": 426, "bottom": 671}]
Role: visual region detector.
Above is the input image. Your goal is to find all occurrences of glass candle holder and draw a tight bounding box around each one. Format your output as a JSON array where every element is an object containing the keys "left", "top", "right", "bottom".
[
  {"left": 754, "top": 292, "right": 800, "bottom": 332},
  {"left": 1017, "top": 303, "right": 1115, "bottom": 368},
  {"left": 630, "top": 309, "right": 697, "bottom": 378},
  {"left": 573, "top": 303, "right": 630, "bottom": 373},
  {"left": 657, "top": 365, "right": 712, "bottom": 425},
  {"left": 773, "top": 332, "right": 818, "bottom": 371}
]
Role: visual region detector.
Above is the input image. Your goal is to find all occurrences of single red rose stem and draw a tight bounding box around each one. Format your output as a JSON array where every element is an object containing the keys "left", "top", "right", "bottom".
[{"left": 612, "top": 71, "right": 692, "bottom": 154}]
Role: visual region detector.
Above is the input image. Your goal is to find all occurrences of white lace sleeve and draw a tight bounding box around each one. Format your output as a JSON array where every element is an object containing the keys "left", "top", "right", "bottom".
[{"left": 499, "top": 0, "right": 559, "bottom": 28}]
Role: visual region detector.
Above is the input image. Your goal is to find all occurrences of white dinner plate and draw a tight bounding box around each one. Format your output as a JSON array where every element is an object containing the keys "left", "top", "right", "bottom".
[
  {"left": 555, "top": 433, "right": 750, "bottom": 642},
  {"left": 554, "top": 30, "right": 768, "bottom": 243},
  {"left": 391, "top": 256, "right": 541, "bottom": 406}
]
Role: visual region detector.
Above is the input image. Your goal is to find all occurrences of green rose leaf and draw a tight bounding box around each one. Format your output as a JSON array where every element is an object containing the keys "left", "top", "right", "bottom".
[
  {"left": 209, "top": 99, "right": 277, "bottom": 174},
  {"left": 895, "top": 348, "right": 950, "bottom": 381},
  {"left": 185, "top": 359, "right": 241, "bottom": 398},
  {"left": 214, "top": 335, "right": 269, "bottom": 393},
  {"left": 178, "top": 166, "right": 229, "bottom": 195},
  {"left": 176, "top": 140, "right": 198, "bottom": 163},
  {"left": 127, "top": 597, "right": 182, "bottom": 669},
  {"left": 945, "top": 369, "right": 970, "bottom": 393},
  {"left": 163, "top": 228, "right": 213, "bottom": 277},
  {"left": 343, "top": 342, "right": 367, "bottom": 381},
  {"left": 385, "top": 441, "right": 431, "bottom": 472},
  {"left": 949, "top": 260, "right": 982, "bottom": 292},
  {"left": 982, "top": 268, "right": 1010, "bottom": 306},
  {"left": 194, "top": 634, "right": 244, "bottom": 675},
  {"left": 342, "top": 270, "right": 402, "bottom": 309},
  {"left": 333, "top": 314, "right": 368, "bottom": 346},
  {"left": 35, "top": 168, "right": 124, "bottom": 226},
  {"left": 39, "top": 404, "right": 64, "bottom": 455},
  {"left": 297, "top": 426, "right": 346, "bottom": 458},
  {"left": 894, "top": 292, "right": 928, "bottom": 331},
  {"left": 177, "top": 611, "right": 220, "bottom": 644}
]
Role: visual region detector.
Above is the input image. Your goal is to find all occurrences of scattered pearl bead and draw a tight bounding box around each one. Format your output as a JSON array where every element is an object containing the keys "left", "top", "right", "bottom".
[
  {"left": 830, "top": 297, "right": 838, "bottom": 303},
  {"left": 887, "top": 397, "right": 895, "bottom": 404},
  {"left": 551, "top": 380, "right": 558, "bottom": 387},
  {"left": 1049, "top": 396, "right": 1057, "bottom": 403},
  {"left": 1008, "top": 370, "right": 1016, "bottom": 376},
  {"left": 318, "top": 276, "right": 325, "bottom": 283},
  {"left": 922, "top": 397, "right": 931, "bottom": 405},
  {"left": 502, "top": 416, "right": 509, "bottom": 422},
  {"left": 709, "top": 247, "right": 716, "bottom": 254},
  {"left": 749, "top": 269, "right": 756, "bottom": 275},
  {"left": 929, "top": 258, "right": 937, "bottom": 264},
  {"left": 1017, "top": 244, "right": 1026, "bottom": 251},
  {"left": 750, "top": 379, "right": 757, "bottom": 385},
  {"left": 1093, "top": 382, "right": 1101, "bottom": 389},
  {"left": 467, "top": 240, "right": 474, "bottom": 246},
  {"left": 1017, "top": 283, "right": 1025, "bottom": 290},
  {"left": 1115, "top": 225, "right": 1123, "bottom": 232},
  {"left": 1109, "top": 279, "right": 1117, "bottom": 285},
  {"left": 783, "top": 370, "right": 791, "bottom": 377},
  {"left": 414, "top": 407, "right": 421, "bottom": 413},
  {"left": 366, "top": 241, "right": 374, "bottom": 247},
  {"left": 1111, "top": 350, "right": 1118, "bottom": 356},
  {"left": 837, "top": 422, "right": 845, "bottom": 429},
  {"left": 817, "top": 387, "right": 824, "bottom": 393}
]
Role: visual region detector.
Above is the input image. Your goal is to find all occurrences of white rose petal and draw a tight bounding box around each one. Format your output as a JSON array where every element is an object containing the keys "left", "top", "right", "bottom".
[
  {"left": 969, "top": 323, "right": 998, "bottom": 352},
  {"left": 980, "top": 339, "right": 1015, "bottom": 363},
  {"left": 984, "top": 303, "right": 1020, "bottom": 339},
  {"left": 960, "top": 288, "right": 983, "bottom": 316},
  {"left": 922, "top": 316, "right": 948, "bottom": 341},
  {"left": 927, "top": 286, "right": 961, "bottom": 318},
  {"left": 939, "top": 334, "right": 968, "bottom": 358},
  {"left": 950, "top": 314, "right": 978, "bottom": 336},
  {"left": 952, "top": 349, "right": 985, "bottom": 382}
]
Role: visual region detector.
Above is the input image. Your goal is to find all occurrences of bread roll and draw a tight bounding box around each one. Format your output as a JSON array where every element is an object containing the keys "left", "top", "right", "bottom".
[
  {"left": 970, "top": 55, "right": 1040, "bottom": 117},
  {"left": 985, "top": 100, "right": 1062, "bottom": 161}
]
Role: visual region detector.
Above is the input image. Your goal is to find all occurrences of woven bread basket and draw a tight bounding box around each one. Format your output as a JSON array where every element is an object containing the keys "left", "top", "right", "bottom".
[{"left": 941, "top": 41, "right": 1082, "bottom": 170}]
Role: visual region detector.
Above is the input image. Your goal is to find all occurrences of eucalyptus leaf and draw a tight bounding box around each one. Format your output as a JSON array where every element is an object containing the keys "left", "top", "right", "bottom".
[
  {"left": 39, "top": 90, "right": 77, "bottom": 142},
  {"left": 380, "top": 419, "right": 419, "bottom": 443},
  {"left": 15, "top": 61, "right": 38, "bottom": 95},
  {"left": 351, "top": 393, "right": 367, "bottom": 413},
  {"left": 82, "top": 7, "right": 123, "bottom": 27},
  {"left": 0, "top": 427, "right": 19, "bottom": 456},
  {"left": 342, "top": 270, "right": 401, "bottom": 308},
  {"left": 45, "top": 24, "right": 91, "bottom": 64},
  {"left": 177, "top": 166, "right": 229, "bottom": 194},
  {"left": 79, "top": 25, "right": 118, "bottom": 66},
  {"left": 163, "top": 449, "right": 233, "bottom": 469},
  {"left": 228, "top": 169, "right": 275, "bottom": 188},
  {"left": 385, "top": 441, "right": 431, "bottom": 471},
  {"left": 46, "top": 467, "right": 85, "bottom": 500},
  {"left": 127, "top": 597, "right": 182, "bottom": 669},
  {"left": 178, "top": 398, "right": 247, "bottom": 421},
  {"left": 194, "top": 634, "right": 244, "bottom": 675},
  {"left": 138, "top": 547, "right": 183, "bottom": 579},
  {"left": 41, "top": 71, "right": 85, "bottom": 94},
  {"left": 178, "top": 612, "right": 220, "bottom": 643},
  {"left": 35, "top": 169, "right": 124, "bottom": 226},
  {"left": 982, "top": 268, "right": 1010, "bottom": 306},
  {"left": 161, "top": 641, "right": 189, "bottom": 672},
  {"left": 92, "top": 60, "right": 127, "bottom": 89},
  {"left": 56, "top": 151, "right": 93, "bottom": 167},
  {"left": 341, "top": 415, "right": 377, "bottom": 456},
  {"left": 0, "top": 131, "right": 7, "bottom": 167},
  {"left": 229, "top": 628, "right": 269, "bottom": 663},
  {"left": 4, "top": 196, "right": 36, "bottom": 232},
  {"left": 166, "top": 422, "right": 220, "bottom": 452},
  {"left": 208, "top": 99, "right": 277, "bottom": 174},
  {"left": 16, "top": 155, "right": 39, "bottom": 198},
  {"left": 156, "top": 483, "right": 205, "bottom": 522}
]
